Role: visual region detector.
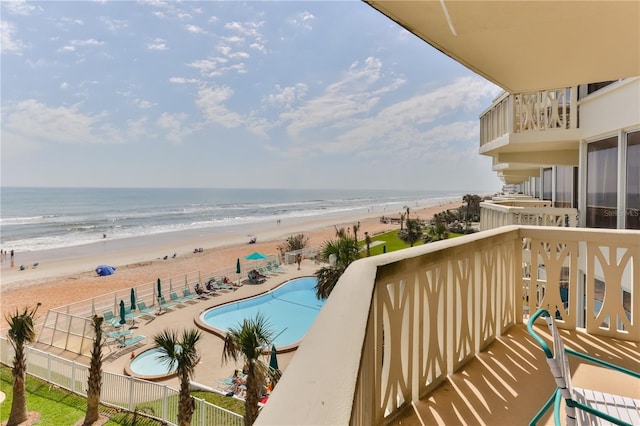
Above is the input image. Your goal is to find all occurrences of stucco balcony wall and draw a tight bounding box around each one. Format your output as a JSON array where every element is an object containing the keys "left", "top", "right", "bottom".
[
  {"left": 480, "top": 201, "right": 577, "bottom": 231},
  {"left": 256, "top": 226, "right": 639, "bottom": 425}
]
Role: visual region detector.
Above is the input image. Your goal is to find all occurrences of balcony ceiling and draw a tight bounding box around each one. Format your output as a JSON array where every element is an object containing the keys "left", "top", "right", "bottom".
[{"left": 364, "top": 1, "right": 640, "bottom": 93}]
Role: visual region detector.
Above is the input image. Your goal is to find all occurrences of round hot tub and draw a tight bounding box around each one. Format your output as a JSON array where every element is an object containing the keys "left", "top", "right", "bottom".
[{"left": 124, "top": 347, "right": 200, "bottom": 381}]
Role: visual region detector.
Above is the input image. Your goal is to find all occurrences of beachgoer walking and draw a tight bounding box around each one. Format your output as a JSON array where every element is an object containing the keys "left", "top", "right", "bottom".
[
  {"left": 296, "top": 253, "right": 302, "bottom": 270},
  {"left": 10, "top": 249, "right": 14, "bottom": 267}
]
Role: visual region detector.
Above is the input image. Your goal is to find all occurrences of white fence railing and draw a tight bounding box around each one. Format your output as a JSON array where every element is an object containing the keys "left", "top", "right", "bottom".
[{"left": 0, "top": 337, "right": 243, "bottom": 425}]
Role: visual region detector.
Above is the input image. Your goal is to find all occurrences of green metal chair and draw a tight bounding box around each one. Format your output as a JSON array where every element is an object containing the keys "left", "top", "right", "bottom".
[{"left": 527, "top": 308, "right": 640, "bottom": 426}]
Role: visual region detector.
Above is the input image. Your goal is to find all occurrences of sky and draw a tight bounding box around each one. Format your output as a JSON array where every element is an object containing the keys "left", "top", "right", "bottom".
[{"left": 1, "top": 0, "right": 504, "bottom": 192}]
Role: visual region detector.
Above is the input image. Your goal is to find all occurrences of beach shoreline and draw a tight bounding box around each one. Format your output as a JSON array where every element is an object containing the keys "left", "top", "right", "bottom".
[{"left": 0, "top": 200, "right": 463, "bottom": 317}]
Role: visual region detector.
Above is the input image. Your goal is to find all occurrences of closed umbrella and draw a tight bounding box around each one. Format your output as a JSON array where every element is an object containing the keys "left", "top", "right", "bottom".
[
  {"left": 236, "top": 258, "right": 242, "bottom": 285},
  {"left": 269, "top": 344, "right": 279, "bottom": 371},
  {"left": 119, "top": 300, "right": 126, "bottom": 325},
  {"left": 157, "top": 278, "right": 162, "bottom": 299},
  {"left": 130, "top": 288, "right": 136, "bottom": 311}
]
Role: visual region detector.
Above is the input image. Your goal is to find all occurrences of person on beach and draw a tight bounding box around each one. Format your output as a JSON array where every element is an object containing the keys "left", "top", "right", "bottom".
[
  {"left": 296, "top": 253, "right": 302, "bottom": 270},
  {"left": 11, "top": 249, "right": 15, "bottom": 267}
]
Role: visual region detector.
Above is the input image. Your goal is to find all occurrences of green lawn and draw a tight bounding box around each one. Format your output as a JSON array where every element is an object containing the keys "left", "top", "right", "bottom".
[
  {"left": 0, "top": 365, "right": 200, "bottom": 425},
  {"left": 360, "top": 229, "right": 464, "bottom": 257}
]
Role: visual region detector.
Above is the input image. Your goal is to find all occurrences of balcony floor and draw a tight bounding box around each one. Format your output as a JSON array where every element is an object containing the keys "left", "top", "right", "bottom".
[{"left": 391, "top": 322, "right": 640, "bottom": 426}]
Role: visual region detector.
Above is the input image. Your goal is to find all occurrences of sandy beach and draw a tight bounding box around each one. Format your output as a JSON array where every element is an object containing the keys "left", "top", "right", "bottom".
[
  {"left": 0, "top": 200, "right": 462, "bottom": 397},
  {"left": 0, "top": 200, "right": 462, "bottom": 316}
]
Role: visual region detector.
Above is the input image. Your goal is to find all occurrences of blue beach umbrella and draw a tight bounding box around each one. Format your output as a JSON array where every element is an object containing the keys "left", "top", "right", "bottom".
[
  {"left": 119, "top": 300, "right": 126, "bottom": 325},
  {"left": 236, "top": 258, "right": 241, "bottom": 274},
  {"left": 130, "top": 288, "right": 136, "bottom": 311},
  {"left": 157, "top": 278, "right": 162, "bottom": 299}
]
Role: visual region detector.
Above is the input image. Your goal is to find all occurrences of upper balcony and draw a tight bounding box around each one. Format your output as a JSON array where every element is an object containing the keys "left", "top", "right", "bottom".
[
  {"left": 479, "top": 88, "right": 581, "bottom": 161},
  {"left": 256, "top": 226, "right": 639, "bottom": 425},
  {"left": 480, "top": 198, "right": 578, "bottom": 231}
]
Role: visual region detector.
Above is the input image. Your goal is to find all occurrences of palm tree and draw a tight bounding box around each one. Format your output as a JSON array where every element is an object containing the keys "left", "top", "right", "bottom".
[
  {"left": 5, "top": 303, "right": 41, "bottom": 426},
  {"left": 424, "top": 222, "right": 449, "bottom": 242},
  {"left": 154, "top": 328, "right": 202, "bottom": 426},
  {"left": 315, "top": 235, "right": 360, "bottom": 299},
  {"left": 83, "top": 315, "right": 104, "bottom": 426},
  {"left": 222, "top": 313, "right": 279, "bottom": 426},
  {"left": 352, "top": 221, "right": 360, "bottom": 245},
  {"left": 364, "top": 231, "right": 372, "bottom": 257},
  {"left": 399, "top": 212, "right": 406, "bottom": 230},
  {"left": 398, "top": 218, "right": 423, "bottom": 247}
]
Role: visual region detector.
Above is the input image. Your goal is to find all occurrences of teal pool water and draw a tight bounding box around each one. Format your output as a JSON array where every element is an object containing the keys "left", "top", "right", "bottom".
[
  {"left": 200, "top": 277, "right": 325, "bottom": 348},
  {"left": 129, "top": 348, "right": 177, "bottom": 377}
]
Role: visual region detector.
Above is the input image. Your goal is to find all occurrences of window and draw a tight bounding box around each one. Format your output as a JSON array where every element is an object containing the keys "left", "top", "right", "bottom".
[
  {"left": 586, "top": 137, "right": 618, "bottom": 228},
  {"left": 626, "top": 131, "right": 640, "bottom": 229},
  {"left": 555, "top": 166, "right": 576, "bottom": 208},
  {"left": 542, "top": 168, "right": 552, "bottom": 201}
]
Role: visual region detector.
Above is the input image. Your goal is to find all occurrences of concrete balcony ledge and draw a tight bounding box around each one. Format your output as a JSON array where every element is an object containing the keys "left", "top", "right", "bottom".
[{"left": 257, "top": 226, "right": 639, "bottom": 425}]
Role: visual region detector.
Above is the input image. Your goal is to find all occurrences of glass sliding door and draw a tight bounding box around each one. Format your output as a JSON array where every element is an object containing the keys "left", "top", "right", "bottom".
[
  {"left": 626, "top": 131, "right": 639, "bottom": 229},
  {"left": 586, "top": 137, "right": 618, "bottom": 228}
]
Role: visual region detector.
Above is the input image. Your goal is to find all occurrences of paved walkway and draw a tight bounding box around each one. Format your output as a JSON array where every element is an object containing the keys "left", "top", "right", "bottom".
[{"left": 57, "top": 260, "right": 322, "bottom": 392}]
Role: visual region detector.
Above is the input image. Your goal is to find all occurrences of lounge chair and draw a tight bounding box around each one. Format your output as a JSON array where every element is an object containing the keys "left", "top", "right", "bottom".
[
  {"left": 124, "top": 306, "right": 140, "bottom": 320},
  {"left": 527, "top": 308, "right": 640, "bottom": 426},
  {"left": 269, "top": 261, "right": 286, "bottom": 273},
  {"left": 158, "top": 296, "right": 175, "bottom": 310},
  {"left": 122, "top": 335, "right": 146, "bottom": 348},
  {"left": 104, "top": 329, "right": 133, "bottom": 351},
  {"left": 170, "top": 291, "right": 188, "bottom": 304},
  {"left": 102, "top": 310, "right": 123, "bottom": 328},
  {"left": 182, "top": 288, "right": 200, "bottom": 301},
  {"left": 215, "top": 280, "right": 236, "bottom": 291},
  {"left": 137, "top": 302, "right": 155, "bottom": 315}
]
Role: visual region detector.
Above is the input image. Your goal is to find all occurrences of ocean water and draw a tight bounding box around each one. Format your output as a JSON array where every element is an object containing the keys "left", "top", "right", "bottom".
[{"left": 1, "top": 187, "right": 464, "bottom": 253}]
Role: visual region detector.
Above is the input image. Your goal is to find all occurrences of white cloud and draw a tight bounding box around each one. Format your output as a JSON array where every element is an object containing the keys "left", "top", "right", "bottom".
[
  {"left": 169, "top": 77, "right": 200, "bottom": 84},
  {"left": 185, "top": 24, "right": 205, "bottom": 34},
  {"left": 156, "top": 112, "right": 190, "bottom": 144},
  {"left": 279, "top": 57, "right": 401, "bottom": 136},
  {"left": 71, "top": 39, "right": 104, "bottom": 47},
  {"left": 4, "top": 0, "right": 41, "bottom": 16},
  {"left": 148, "top": 38, "right": 168, "bottom": 50},
  {"left": 195, "top": 85, "right": 244, "bottom": 128},
  {"left": 1, "top": 20, "right": 26, "bottom": 54},
  {"left": 60, "top": 82, "right": 69, "bottom": 90},
  {"left": 3, "top": 99, "right": 105, "bottom": 145},
  {"left": 290, "top": 11, "right": 315, "bottom": 30},
  {"left": 265, "top": 84, "right": 309, "bottom": 110}
]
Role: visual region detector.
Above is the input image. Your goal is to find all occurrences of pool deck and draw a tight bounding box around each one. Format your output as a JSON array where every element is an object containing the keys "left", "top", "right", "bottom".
[{"left": 44, "top": 260, "right": 321, "bottom": 392}]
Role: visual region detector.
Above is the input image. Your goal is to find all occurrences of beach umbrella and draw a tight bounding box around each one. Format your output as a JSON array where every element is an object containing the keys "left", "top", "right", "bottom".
[
  {"left": 157, "top": 278, "right": 162, "bottom": 299},
  {"left": 245, "top": 251, "right": 268, "bottom": 269},
  {"left": 119, "top": 300, "right": 126, "bottom": 325},
  {"left": 269, "top": 344, "right": 279, "bottom": 371},
  {"left": 236, "top": 258, "right": 241, "bottom": 274},
  {"left": 130, "top": 288, "right": 136, "bottom": 311},
  {"left": 96, "top": 265, "right": 116, "bottom": 276}
]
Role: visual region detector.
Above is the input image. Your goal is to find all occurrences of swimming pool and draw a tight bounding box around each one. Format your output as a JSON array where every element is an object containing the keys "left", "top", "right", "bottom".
[
  {"left": 198, "top": 276, "right": 325, "bottom": 350},
  {"left": 125, "top": 347, "right": 181, "bottom": 381}
]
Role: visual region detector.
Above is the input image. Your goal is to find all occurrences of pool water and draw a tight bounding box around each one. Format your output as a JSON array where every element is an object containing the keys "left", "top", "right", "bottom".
[
  {"left": 200, "top": 276, "right": 325, "bottom": 348},
  {"left": 129, "top": 348, "right": 177, "bottom": 377}
]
